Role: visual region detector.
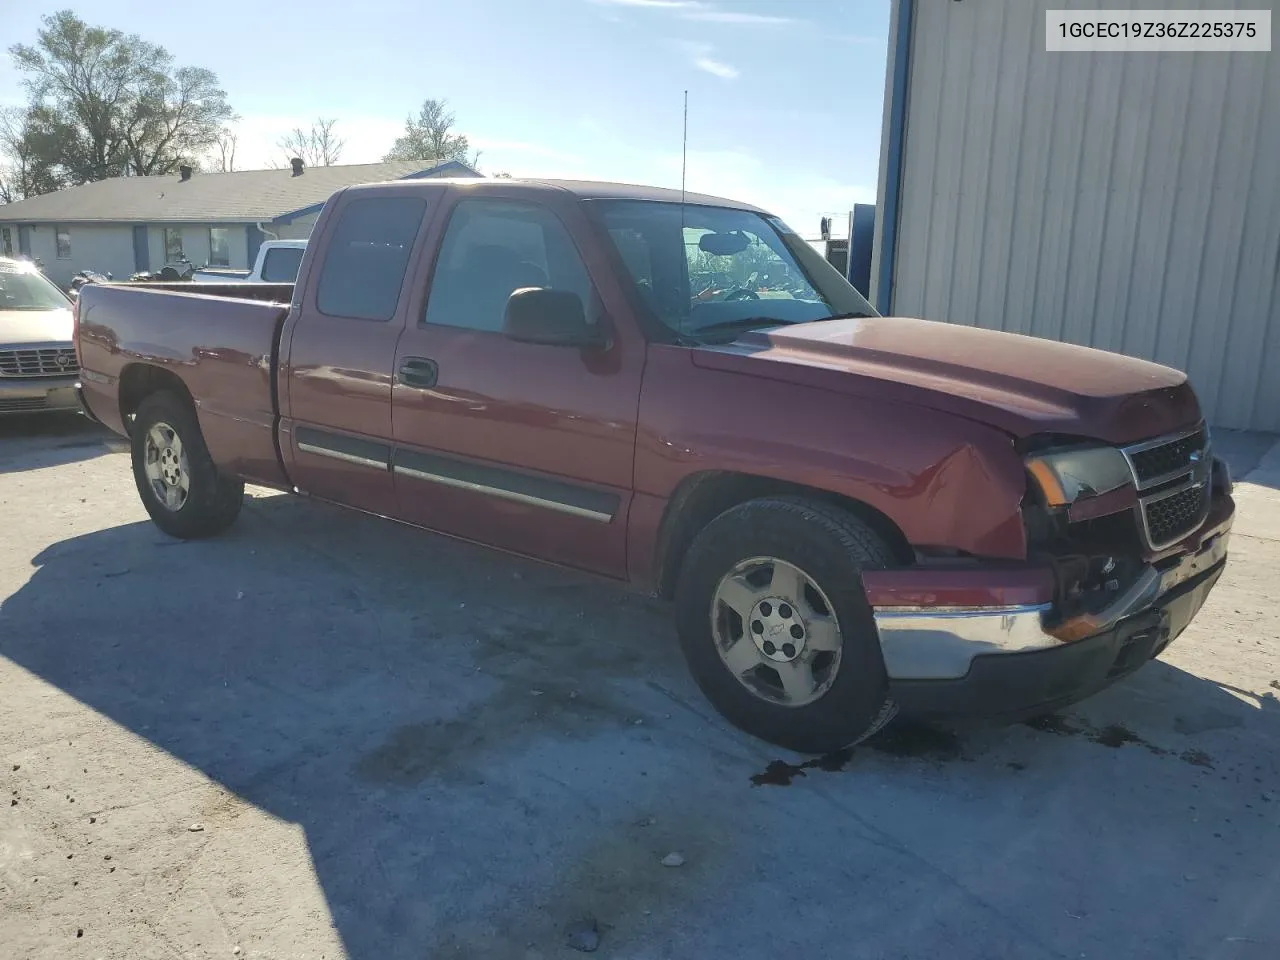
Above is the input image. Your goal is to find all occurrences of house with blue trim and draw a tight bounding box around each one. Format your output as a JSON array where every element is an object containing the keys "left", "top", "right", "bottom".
[{"left": 0, "top": 158, "right": 478, "bottom": 289}]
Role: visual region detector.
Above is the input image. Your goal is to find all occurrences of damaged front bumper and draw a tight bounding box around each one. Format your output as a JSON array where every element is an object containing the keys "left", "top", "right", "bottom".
[{"left": 864, "top": 492, "right": 1234, "bottom": 720}]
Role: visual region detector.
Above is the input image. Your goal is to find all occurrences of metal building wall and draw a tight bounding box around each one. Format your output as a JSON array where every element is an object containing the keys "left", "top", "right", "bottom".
[{"left": 873, "top": 0, "right": 1280, "bottom": 432}]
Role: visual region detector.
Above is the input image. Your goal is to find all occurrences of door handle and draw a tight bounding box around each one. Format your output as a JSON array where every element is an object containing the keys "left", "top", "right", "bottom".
[{"left": 398, "top": 357, "right": 438, "bottom": 389}]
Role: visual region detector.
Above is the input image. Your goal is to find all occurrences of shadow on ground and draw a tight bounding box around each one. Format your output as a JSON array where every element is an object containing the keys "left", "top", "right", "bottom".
[
  {"left": 1215, "top": 428, "right": 1280, "bottom": 489},
  {"left": 0, "top": 412, "right": 116, "bottom": 474},
  {"left": 2, "top": 494, "right": 1278, "bottom": 959}
]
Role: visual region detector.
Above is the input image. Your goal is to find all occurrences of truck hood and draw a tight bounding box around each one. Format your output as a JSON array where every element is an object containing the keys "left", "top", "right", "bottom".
[
  {"left": 691, "top": 316, "right": 1201, "bottom": 444},
  {"left": 0, "top": 307, "right": 74, "bottom": 346}
]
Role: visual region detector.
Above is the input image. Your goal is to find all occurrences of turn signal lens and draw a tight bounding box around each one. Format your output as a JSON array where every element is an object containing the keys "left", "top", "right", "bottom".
[{"left": 1027, "top": 458, "right": 1068, "bottom": 506}]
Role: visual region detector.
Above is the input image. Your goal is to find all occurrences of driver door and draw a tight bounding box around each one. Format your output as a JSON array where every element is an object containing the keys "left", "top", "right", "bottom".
[{"left": 390, "top": 193, "right": 646, "bottom": 578}]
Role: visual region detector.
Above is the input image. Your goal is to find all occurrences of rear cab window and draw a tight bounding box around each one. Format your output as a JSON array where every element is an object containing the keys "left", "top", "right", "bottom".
[
  {"left": 261, "top": 246, "right": 305, "bottom": 283},
  {"left": 316, "top": 197, "right": 428, "bottom": 321}
]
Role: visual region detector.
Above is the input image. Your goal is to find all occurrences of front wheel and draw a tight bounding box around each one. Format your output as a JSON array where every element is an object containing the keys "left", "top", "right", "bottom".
[
  {"left": 130, "top": 390, "right": 244, "bottom": 539},
  {"left": 675, "top": 496, "right": 899, "bottom": 754}
]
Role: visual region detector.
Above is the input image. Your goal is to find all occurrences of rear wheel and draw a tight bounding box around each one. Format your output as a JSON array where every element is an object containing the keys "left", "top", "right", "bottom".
[
  {"left": 675, "top": 496, "right": 898, "bottom": 753},
  {"left": 131, "top": 390, "right": 244, "bottom": 539}
]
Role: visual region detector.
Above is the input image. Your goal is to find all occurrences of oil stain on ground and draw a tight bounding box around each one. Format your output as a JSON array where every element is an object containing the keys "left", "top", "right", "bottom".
[
  {"left": 750, "top": 748, "right": 855, "bottom": 787},
  {"left": 1024, "top": 714, "right": 1085, "bottom": 737},
  {"left": 750, "top": 722, "right": 963, "bottom": 786},
  {"left": 1180, "top": 748, "right": 1214, "bottom": 768},
  {"left": 1090, "top": 723, "right": 1167, "bottom": 755},
  {"left": 753, "top": 714, "right": 1221, "bottom": 785},
  {"left": 1023, "top": 714, "right": 1213, "bottom": 766},
  {"left": 869, "top": 722, "right": 963, "bottom": 761}
]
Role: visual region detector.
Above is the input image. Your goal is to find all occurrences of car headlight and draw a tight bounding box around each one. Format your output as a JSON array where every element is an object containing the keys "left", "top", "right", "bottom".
[{"left": 1025, "top": 445, "right": 1133, "bottom": 508}]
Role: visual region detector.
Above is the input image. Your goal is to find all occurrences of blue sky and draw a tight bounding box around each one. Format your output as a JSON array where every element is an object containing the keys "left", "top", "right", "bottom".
[{"left": 1, "top": 0, "right": 890, "bottom": 236}]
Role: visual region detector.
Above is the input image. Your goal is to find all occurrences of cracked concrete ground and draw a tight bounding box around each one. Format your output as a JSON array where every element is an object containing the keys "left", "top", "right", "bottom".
[{"left": 1, "top": 414, "right": 1278, "bottom": 960}]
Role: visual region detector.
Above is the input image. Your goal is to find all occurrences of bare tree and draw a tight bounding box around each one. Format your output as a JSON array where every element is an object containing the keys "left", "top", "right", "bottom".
[
  {"left": 210, "top": 126, "right": 237, "bottom": 172},
  {"left": 312, "top": 118, "right": 343, "bottom": 165},
  {"left": 278, "top": 117, "right": 343, "bottom": 167}
]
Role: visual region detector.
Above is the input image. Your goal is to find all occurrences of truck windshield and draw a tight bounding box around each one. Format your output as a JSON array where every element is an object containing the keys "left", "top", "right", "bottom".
[
  {"left": 0, "top": 262, "right": 70, "bottom": 312},
  {"left": 585, "top": 199, "right": 877, "bottom": 340}
]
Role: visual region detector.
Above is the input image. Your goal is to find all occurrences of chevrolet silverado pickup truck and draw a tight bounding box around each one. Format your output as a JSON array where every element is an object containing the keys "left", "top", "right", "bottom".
[{"left": 75, "top": 178, "right": 1235, "bottom": 753}]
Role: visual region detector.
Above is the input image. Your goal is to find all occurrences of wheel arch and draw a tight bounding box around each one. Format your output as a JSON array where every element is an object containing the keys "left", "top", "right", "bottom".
[
  {"left": 118, "top": 363, "right": 196, "bottom": 435},
  {"left": 651, "top": 470, "right": 915, "bottom": 600}
]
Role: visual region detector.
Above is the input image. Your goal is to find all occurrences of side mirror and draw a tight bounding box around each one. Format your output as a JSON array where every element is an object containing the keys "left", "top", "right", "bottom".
[{"left": 503, "top": 287, "right": 608, "bottom": 348}]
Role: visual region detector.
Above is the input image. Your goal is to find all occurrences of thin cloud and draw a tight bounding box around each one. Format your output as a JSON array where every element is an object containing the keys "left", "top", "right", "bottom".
[
  {"left": 681, "top": 9, "right": 794, "bottom": 24},
  {"left": 468, "top": 137, "right": 584, "bottom": 164},
  {"left": 589, "top": 0, "right": 698, "bottom": 8},
  {"left": 694, "top": 56, "right": 740, "bottom": 79},
  {"left": 831, "top": 32, "right": 883, "bottom": 45},
  {"left": 590, "top": 0, "right": 796, "bottom": 26},
  {"left": 677, "top": 41, "right": 740, "bottom": 80}
]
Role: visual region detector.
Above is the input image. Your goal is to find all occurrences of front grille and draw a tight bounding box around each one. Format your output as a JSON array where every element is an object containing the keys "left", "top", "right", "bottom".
[
  {"left": 1126, "top": 427, "right": 1207, "bottom": 487},
  {"left": 1122, "top": 423, "right": 1213, "bottom": 550},
  {"left": 1143, "top": 482, "right": 1211, "bottom": 549},
  {"left": 0, "top": 347, "right": 79, "bottom": 378},
  {"left": 0, "top": 397, "right": 49, "bottom": 412}
]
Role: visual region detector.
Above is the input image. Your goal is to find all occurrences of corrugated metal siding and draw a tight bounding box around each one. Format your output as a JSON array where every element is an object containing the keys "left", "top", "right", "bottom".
[{"left": 883, "top": 0, "right": 1280, "bottom": 431}]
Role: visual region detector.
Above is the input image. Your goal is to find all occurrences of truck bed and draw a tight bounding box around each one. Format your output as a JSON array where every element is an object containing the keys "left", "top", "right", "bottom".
[
  {"left": 122, "top": 281, "right": 294, "bottom": 303},
  {"left": 192, "top": 268, "right": 253, "bottom": 282},
  {"left": 77, "top": 282, "right": 294, "bottom": 488}
]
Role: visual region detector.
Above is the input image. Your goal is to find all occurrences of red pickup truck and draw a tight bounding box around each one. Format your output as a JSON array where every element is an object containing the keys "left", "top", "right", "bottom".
[{"left": 75, "top": 178, "right": 1234, "bottom": 753}]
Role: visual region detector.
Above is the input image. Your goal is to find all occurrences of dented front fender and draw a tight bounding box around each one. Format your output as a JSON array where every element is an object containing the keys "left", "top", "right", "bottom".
[{"left": 634, "top": 346, "right": 1030, "bottom": 562}]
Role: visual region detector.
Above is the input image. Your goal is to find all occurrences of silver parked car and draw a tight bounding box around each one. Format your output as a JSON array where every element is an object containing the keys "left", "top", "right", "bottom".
[{"left": 0, "top": 257, "right": 80, "bottom": 415}]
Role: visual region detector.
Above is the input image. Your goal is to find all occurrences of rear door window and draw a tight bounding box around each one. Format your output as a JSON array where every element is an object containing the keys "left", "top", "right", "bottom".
[
  {"left": 261, "top": 246, "right": 305, "bottom": 283},
  {"left": 316, "top": 197, "right": 428, "bottom": 321}
]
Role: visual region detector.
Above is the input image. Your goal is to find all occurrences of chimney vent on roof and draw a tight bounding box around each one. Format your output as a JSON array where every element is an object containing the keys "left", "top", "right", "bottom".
[
  {"left": 290, "top": 157, "right": 304, "bottom": 176},
  {"left": 179, "top": 164, "right": 193, "bottom": 182}
]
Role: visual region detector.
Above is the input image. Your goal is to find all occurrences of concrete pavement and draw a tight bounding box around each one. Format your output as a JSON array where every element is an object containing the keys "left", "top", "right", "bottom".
[{"left": 1, "top": 415, "right": 1278, "bottom": 960}]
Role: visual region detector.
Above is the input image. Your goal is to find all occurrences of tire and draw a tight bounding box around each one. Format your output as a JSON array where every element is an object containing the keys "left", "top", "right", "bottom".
[
  {"left": 130, "top": 390, "right": 244, "bottom": 539},
  {"left": 675, "top": 496, "right": 899, "bottom": 754}
]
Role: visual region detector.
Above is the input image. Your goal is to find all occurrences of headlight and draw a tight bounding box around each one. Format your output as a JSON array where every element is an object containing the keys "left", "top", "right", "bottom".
[{"left": 1025, "top": 445, "right": 1133, "bottom": 507}]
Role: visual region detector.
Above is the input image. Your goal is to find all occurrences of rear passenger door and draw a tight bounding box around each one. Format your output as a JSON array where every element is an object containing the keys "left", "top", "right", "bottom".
[
  {"left": 280, "top": 192, "right": 432, "bottom": 514},
  {"left": 390, "top": 194, "right": 645, "bottom": 578}
]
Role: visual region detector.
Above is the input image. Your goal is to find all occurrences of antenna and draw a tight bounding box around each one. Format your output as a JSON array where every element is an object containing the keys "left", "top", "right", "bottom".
[
  {"left": 681, "top": 90, "right": 689, "bottom": 340},
  {"left": 681, "top": 89, "right": 688, "bottom": 208}
]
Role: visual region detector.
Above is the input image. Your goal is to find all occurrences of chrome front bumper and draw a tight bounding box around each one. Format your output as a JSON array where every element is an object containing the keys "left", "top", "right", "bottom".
[
  {"left": 874, "top": 528, "right": 1230, "bottom": 681},
  {"left": 0, "top": 374, "right": 81, "bottom": 414}
]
